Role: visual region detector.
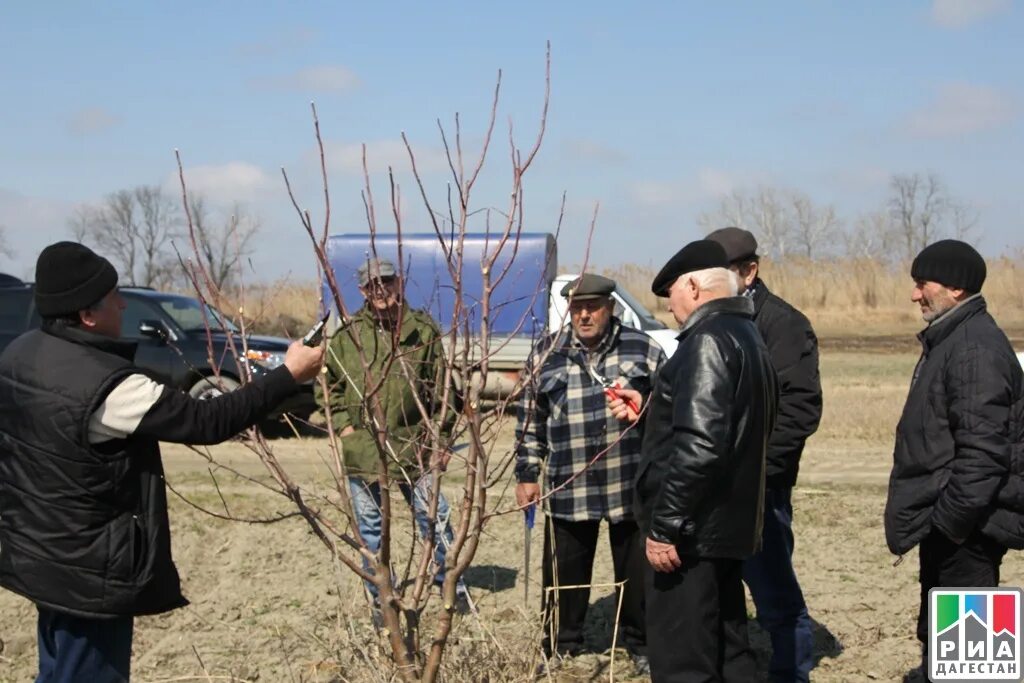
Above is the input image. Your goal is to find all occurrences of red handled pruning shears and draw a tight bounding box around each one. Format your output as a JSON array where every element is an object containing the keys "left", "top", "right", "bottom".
[{"left": 585, "top": 363, "right": 640, "bottom": 415}]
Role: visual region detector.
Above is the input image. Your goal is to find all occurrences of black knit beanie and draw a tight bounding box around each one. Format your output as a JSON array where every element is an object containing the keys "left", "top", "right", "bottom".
[
  {"left": 34, "top": 241, "right": 119, "bottom": 317},
  {"left": 910, "top": 239, "right": 986, "bottom": 293}
]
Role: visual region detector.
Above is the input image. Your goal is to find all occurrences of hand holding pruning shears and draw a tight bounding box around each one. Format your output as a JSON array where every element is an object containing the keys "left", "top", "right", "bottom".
[
  {"left": 607, "top": 387, "right": 643, "bottom": 423},
  {"left": 586, "top": 363, "right": 642, "bottom": 422}
]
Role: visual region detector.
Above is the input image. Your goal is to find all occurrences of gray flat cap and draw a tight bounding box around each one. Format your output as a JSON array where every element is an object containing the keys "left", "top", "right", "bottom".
[
  {"left": 705, "top": 227, "right": 758, "bottom": 263},
  {"left": 357, "top": 258, "right": 397, "bottom": 286},
  {"left": 560, "top": 273, "right": 616, "bottom": 300}
]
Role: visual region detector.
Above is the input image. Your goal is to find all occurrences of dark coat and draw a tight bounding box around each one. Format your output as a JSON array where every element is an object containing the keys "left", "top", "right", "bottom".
[
  {"left": 635, "top": 296, "right": 779, "bottom": 559},
  {"left": 751, "top": 280, "right": 823, "bottom": 489},
  {"left": 885, "top": 296, "right": 1024, "bottom": 555},
  {"left": 0, "top": 327, "right": 187, "bottom": 618}
]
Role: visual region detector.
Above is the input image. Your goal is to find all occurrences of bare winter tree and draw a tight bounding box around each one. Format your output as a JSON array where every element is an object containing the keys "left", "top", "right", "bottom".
[
  {"left": 696, "top": 189, "right": 748, "bottom": 234},
  {"left": 950, "top": 201, "right": 981, "bottom": 244},
  {"left": 186, "top": 196, "right": 260, "bottom": 290},
  {"left": 843, "top": 210, "right": 898, "bottom": 262},
  {"left": 791, "top": 192, "right": 841, "bottom": 259},
  {"left": 699, "top": 186, "right": 807, "bottom": 259},
  {"left": 171, "top": 47, "right": 557, "bottom": 683},
  {"left": 70, "top": 185, "right": 181, "bottom": 288},
  {"left": 888, "top": 173, "right": 948, "bottom": 261}
]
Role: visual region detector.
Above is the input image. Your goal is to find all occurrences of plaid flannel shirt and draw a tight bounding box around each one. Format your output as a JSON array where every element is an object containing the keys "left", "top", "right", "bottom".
[{"left": 515, "top": 318, "right": 666, "bottom": 522}]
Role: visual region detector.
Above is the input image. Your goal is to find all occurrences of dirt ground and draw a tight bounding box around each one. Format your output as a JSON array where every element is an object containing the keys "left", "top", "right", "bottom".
[{"left": 3, "top": 350, "right": 1024, "bottom": 682}]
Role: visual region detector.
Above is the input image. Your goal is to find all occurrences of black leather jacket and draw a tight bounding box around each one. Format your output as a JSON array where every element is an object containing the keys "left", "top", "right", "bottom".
[{"left": 635, "top": 296, "right": 779, "bottom": 559}]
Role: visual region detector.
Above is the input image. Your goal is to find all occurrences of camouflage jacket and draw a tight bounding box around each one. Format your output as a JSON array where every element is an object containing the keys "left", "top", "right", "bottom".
[{"left": 315, "top": 305, "right": 456, "bottom": 479}]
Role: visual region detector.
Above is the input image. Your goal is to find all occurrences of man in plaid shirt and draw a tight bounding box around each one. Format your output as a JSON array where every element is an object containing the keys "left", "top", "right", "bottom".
[{"left": 515, "top": 273, "right": 666, "bottom": 676}]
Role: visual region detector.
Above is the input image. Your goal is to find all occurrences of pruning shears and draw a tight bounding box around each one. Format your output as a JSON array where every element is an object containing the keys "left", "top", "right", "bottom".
[
  {"left": 523, "top": 504, "right": 535, "bottom": 606},
  {"left": 585, "top": 363, "right": 640, "bottom": 415}
]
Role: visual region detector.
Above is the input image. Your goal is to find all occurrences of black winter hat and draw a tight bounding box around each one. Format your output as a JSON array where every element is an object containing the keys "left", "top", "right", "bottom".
[
  {"left": 34, "top": 241, "right": 119, "bottom": 317},
  {"left": 705, "top": 226, "right": 758, "bottom": 263},
  {"left": 651, "top": 239, "right": 730, "bottom": 297},
  {"left": 910, "top": 239, "right": 986, "bottom": 293}
]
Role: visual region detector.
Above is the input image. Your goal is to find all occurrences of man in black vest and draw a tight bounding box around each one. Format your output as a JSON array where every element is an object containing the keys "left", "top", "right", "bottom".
[
  {"left": 707, "top": 227, "right": 823, "bottom": 682},
  {"left": 0, "top": 241, "right": 324, "bottom": 682}
]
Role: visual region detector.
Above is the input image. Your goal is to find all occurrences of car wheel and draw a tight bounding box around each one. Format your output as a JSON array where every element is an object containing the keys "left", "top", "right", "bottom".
[{"left": 188, "top": 375, "right": 241, "bottom": 400}]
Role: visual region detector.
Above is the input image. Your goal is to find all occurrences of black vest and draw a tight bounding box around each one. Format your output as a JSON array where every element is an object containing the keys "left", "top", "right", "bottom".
[{"left": 0, "top": 326, "right": 187, "bottom": 618}]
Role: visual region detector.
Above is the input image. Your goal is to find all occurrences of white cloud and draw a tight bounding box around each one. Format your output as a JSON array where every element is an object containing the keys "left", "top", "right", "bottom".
[
  {"left": 320, "top": 139, "right": 449, "bottom": 175},
  {"left": 906, "top": 82, "right": 1017, "bottom": 138},
  {"left": 67, "top": 107, "right": 120, "bottom": 135},
  {"left": 561, "top": 138, "right": 628, "bottom": 164},
  {"left": 170, "top": 162, "right": 275, "bottom": 203},
  {"left": 255, "top": 65, "right": 361, "bottom": 93},
  {"left": 930, "top": 0, "right": 1011, "bottom": 28}
]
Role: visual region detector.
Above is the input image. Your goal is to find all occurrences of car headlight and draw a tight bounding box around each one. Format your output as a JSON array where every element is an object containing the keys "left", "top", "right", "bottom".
[{"left": 245, "top": 349, "right": 286, "bottom": 370}]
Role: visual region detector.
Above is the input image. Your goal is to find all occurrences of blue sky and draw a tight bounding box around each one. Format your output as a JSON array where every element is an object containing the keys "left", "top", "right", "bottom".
[{"left": 1, "top": 1, "right": 1021, "bottom": 281}]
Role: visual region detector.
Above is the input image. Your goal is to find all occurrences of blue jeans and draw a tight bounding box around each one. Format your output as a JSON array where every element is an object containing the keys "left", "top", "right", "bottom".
[
  {"left": 36, "top": 606, "right": 134, "bottom": 683},
  {"left": 348, "top": 475, "right": 466, "bottom": 600},
  {"left": 742, "top": 486, "right": 814, "bottom": 683}
]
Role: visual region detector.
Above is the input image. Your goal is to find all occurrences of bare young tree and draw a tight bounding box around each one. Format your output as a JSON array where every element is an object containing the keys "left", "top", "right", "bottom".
[
  {"left": 171, "top": 47, "right": 555, "bottom": 683},
  {"left": 70, "top": 185, "right": 181, "bottom": 288},
  {"left": 186, "top": 196, "right": 260, "bottom": 290}
]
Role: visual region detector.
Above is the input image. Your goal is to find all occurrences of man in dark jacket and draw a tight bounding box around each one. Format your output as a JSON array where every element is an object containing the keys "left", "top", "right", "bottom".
[
  {"left": 885, "top": 239, "right": 1024, "bottom": 679},
  {"left": 707, "top": 227, "right": 823, "bottom": 682},
  {"left": 0, "top": 241, "right": 325, "bottom": 682},
  {"left": 618, "top": 239, "right": 778, "bottom": 682}
]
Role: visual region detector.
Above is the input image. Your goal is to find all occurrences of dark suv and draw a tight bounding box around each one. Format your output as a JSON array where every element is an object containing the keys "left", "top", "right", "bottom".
[{"left": 0, "top": 276, "right": 313, "bottom": 418}]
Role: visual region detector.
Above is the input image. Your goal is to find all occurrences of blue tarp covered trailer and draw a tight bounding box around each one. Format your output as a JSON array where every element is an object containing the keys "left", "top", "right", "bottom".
[{"left": 323, "top": 232, "right": 557, "bottom": 338}]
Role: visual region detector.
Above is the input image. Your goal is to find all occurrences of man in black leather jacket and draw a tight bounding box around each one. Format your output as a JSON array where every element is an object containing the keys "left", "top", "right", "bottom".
[
  {"left": 615, "top": 239, "right": 778, "bottom": 682},
  {"left": 707, "top": 226, "right": 822, "bottom": 682},
  {"left": 0, "top": 242, "right": 325, "bottom": 682},
  {"left": 885, "top": 240, "right": 1024, "bottom": 679}
]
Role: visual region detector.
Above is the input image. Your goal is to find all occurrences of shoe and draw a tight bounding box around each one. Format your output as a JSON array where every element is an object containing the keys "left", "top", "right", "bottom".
[{"left": 630, "top": 653, "right": 650, "bottom": 676}]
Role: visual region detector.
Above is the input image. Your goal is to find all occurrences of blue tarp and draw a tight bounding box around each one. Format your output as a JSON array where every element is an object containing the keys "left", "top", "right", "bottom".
[{"left": 323, "top": 232, "right": 556, "bottom": 336}]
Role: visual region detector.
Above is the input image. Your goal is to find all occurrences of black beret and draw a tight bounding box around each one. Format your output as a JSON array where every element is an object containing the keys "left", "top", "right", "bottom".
[
  {"left": 560, "top": 273, "right": 616, "bottom": 300},
  {"left": 35, "top": 241, "right": 119, "bottom": 317},
  {"left": 705, "top": 226, "right": 758, "bottom": 263},
  {"left": 911, "top": 239, "right": 986, "bottom": 293},
  {"left": 651, "top": 240, "right": 729, "bottom": 297}
]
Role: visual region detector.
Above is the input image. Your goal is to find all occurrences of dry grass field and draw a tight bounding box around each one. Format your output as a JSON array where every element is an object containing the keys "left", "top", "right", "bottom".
[{"left": 5, "top": 349, "right": 1024, "bottom": 682}]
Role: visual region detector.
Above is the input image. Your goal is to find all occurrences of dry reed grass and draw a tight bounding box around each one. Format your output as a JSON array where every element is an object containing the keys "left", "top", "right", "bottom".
[
  {"left": 603, "top": 255, "right": 1024, "bottom": 339},
  {"left": 214, "top": 281, "right": 322, "bottom": 339},
  {"left": 230, "top": 256, "right": 1024, "bottom": 341}
]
